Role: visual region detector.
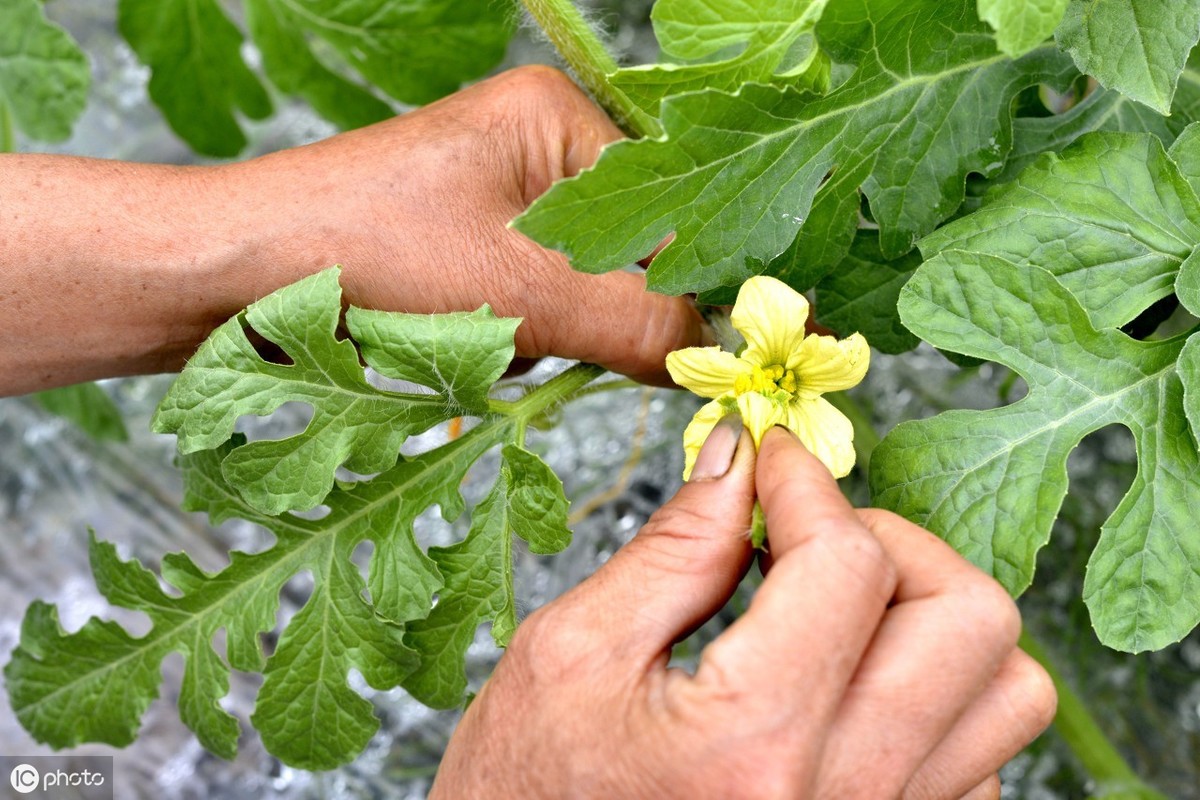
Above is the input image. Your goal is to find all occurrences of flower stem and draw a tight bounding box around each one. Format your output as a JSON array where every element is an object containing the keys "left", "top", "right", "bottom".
[
  {"left": 519, "top": 0, "right": 661, "bottom": 138},
  {"left": 1018, "top": 631, "right": 1168, "bottom": 800},
  {"left": 496, "top": 362, "right": 607, "bottom": 421}
]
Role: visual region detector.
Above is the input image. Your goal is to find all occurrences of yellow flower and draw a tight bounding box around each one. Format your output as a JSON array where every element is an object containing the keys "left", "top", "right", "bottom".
[{"left": 666, "top": 275, "right": 870, "bottom": 479}]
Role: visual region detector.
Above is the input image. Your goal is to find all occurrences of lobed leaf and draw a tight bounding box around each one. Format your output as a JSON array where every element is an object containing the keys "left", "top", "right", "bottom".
[
  {"left": 1056, "top": 0, "right": 1200, "bottom": 115},
  {"left": 0, "top": 0, "right": 89, "bottom": 143},
  {"left": 514, "top": 0, "right": 1075, "bottom": 297},
  {"left": 118, "top": 0, "right": 511, "bottom": 156},
  {"left": 243, "top": 0, "right": 512, "bottom": 110},
  {"left": 117, "top": 0, "right": 272, "bottom": 157},
  {"left": 402, "top": 444, "right": 571, "bottom": 708},
  {"left": 6, "top": 268, "right": 586, "bottom": 767},
  {"left": 870, "top": 251, "right": 1200, "bottom": 652},
  {"left": 243, "top": 0, "right": 393, "bottom": 132},
  {"left": 152, "top": 267, "right": 518, "bottom": 515},
  {"left": 923, "top": 132, "right": 1200, "bottom": 329}
]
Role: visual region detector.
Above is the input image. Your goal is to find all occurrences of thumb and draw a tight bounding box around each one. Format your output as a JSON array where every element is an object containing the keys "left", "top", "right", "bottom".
[
  {"left": 529, "top": 267, "right": 710, "bottom": 386},
  {"left": 562, "top": 416, "right": 757, "bottom": 659}
]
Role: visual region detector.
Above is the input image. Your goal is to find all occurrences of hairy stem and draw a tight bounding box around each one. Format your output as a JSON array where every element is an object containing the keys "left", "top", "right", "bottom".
[
  {"left": 1018, "top": 631, "right": 1168, "bottom": 800},
  {"left": 519, "top": 0, "right": 660, "bottom": 138},
  {"left": 499, "top": 362, "right": 607, "bottom": 421}
]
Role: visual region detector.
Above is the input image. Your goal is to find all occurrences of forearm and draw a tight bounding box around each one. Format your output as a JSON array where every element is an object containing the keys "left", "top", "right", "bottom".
[{"left": 0, "top": 154, "right": 320, "bottom": 395}]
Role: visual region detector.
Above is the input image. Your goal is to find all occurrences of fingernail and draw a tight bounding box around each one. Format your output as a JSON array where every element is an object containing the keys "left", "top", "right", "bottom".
[{"left": 690, "top": 415, "right": 743, "bottom": 481}]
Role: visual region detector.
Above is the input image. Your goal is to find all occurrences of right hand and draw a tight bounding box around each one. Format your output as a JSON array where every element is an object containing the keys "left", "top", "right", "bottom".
[{"left": 430, "top": 425, "right": 1057, "bottom": 798}]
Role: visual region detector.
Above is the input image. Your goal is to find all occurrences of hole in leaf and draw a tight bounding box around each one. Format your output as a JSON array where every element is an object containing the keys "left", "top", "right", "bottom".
[
  {"left": 288, "top": 504, "right": 331, "bottom": 521},
  {"left": 352, "top": 540, "right": 375, "bottom": 605},
  {"left": 270, "top": 569, "right": 315, "bottom": 653},
  {"left": 1122, "top": 295, "right": 1181, "bottom": 340},
  {"left": 232, "top": 400, "right": 314, "bottom": 442},
  {"left": 1063, "top": 424, "right": 1137, "bottom": 548},
  {"left": 211, "top": 626, "right": 228, "bottom": 664}
]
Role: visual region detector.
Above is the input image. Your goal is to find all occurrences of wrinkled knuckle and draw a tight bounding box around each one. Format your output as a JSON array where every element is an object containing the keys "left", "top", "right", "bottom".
[
  {"left": 643, "top": 501, "right": 715, "bottom": 540},
  {"left": 629, "top": 293, "right": 691, "bottom": 365},
  {"left": 815, "top": 526, "right": 897, "bottom": 600}
]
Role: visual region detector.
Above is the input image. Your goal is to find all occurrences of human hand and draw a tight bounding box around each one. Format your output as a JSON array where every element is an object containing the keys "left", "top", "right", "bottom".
[
  {"left": 0, "top": 66, "right": 704, "bottom": 394},
  {"left": 233, "top": 66, "right": 704, "bottom": 385},
  {"left": 429, "top": 424, "right": 1056, "bottom": 799}
]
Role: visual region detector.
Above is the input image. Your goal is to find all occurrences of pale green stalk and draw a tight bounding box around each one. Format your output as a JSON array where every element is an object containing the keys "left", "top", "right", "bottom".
[
  {"left": 1018, "top": 632, "right": 1168, "bottom": 800},
  {"left": 519, "top": 0, "right": 660, "bottom": 138}
]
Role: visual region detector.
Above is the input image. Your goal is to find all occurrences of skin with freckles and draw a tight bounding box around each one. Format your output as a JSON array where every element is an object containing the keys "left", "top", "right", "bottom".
[
  {"left": 0, "top": 64, "right": 1056, "bottom": 797},
  {"left": 431, "top": 426, "right": 1057, "bottom": 799},
  {"left": 0, "top": 66, "right": 702, "bottom": 396}
]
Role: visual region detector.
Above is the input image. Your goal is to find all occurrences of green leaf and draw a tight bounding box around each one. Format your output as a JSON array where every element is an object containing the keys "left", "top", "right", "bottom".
[
  {"left": 33, "top": 382, "right": 129, "bottom": 442},
  {"left": 3, "top": 420, "right": 516, "bottom": 768},
  {"left": 118, "top": 0, "right": 272, "bottom": 157},
  {"left": 403, "top": 443, "right": 571, "bottom": 708},
  {"left": 978, "top": 0, "right": 1069, "bottom": 57},
  {"left": 244, "top": 0, "right": 512, "bottom": 111},
  {"left": 514, "top": 0, "right": 1074, "bottom": 296},
  {"left": 6, "top": 264, "right": 600, "bottom": 766},
  {"left": 243, "top": 0, "right": 393, "bottom": 131},
  {"left": 1168, "top": 120, "right": 1200, "bottom": 200},
  {"left": 0, "top": 0, "right": 89, "bottom": 142},
  {"left": 814, "top": 230, "right": 920, "bottom": 354},
  {"left": 1056, "top": 0, "right": 1200, "bottom": 114},
  {"left": 152, "top": 267, "right": 518, "bottom": 515},
  {"left": 922, "top": 132, "right": 1200, "bottom": 329},
  {"left": 347, "top": 304, "right": 520, "bottom": 415},
  {"left": 501, "top": 444, "right": 571, "bottom": 556},
  {"left": 999, "top": 86, "right": 1189, "bottom": 185},
  {"left": 870, "top": 251, "right": 1200, "bottom": 652},
  {"left": 611, "top": 0, "right": 831, "bottom": 116}
]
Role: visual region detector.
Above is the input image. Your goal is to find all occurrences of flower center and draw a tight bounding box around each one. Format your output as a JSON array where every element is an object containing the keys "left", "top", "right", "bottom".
[{"left": 734, "top": 363, "right": 797, "bottom": 399}]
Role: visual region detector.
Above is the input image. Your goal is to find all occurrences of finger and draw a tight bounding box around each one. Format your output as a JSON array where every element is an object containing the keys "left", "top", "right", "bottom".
[
  {"left": 814, "top": 509, "right": 1024, "bottom": 798},
  {"left": 902, "top": 650, "right": 1055, "bottom": 800},
  {"left": 548, "top": 419, "right": 757, "bottom": 666},
  {"left": 692, "top": 427, "right": 897, "bottom": 727}
]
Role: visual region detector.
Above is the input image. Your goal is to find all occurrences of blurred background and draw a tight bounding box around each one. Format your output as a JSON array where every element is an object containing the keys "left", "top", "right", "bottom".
[{"left": 1, "top": 1, "right": 1198, "bottom": 797}]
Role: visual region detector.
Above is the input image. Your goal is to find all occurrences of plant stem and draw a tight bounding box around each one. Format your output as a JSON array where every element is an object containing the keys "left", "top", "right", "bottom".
[
  {"left": 519, "top": 0, "right": 660, "bottom": 138},
  {"left": 502, "top": 362, "right": 607, "bottom": 421},
  {"left": 1018, "top": 631, "right": 1168, "bottom": 800}
]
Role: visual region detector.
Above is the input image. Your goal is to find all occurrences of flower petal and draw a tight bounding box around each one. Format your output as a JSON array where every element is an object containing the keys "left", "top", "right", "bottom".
[
  {"left": 784, "top": 397, "right": 856, "bottom": 478},
  {"left": 731, "top": 276, "right": 810, "bottom": 368},
  {"left": 681, "top": 399, "right": 732, "bottom": 480},
  {"left": 736, "top": 391, "right": 785, "bottom": 448},
  {"left": 666, "top": 346, "right": 750, "bottom": 399},
  {"left": 792, "top": 332, "right": 870, "bottom": 396}
]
